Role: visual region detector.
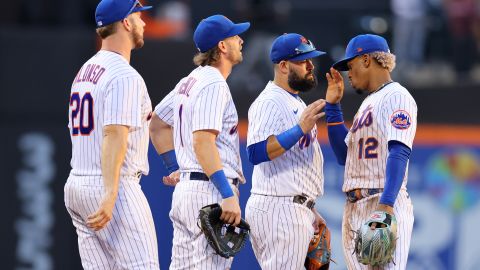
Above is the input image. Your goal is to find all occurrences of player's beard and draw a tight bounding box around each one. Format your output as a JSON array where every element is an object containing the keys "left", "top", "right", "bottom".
[
  {"left": 226, "top": 44, "right": 243, "bottom": 65},
  {"left": 132, "top": 23, "right": 145, "bottom": 49},
  {"left": 288, "top": 70, "right": 318, "bottom": 92}
]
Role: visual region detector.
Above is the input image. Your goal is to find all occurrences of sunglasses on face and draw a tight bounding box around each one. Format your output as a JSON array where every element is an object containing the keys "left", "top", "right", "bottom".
[{"left": 286, "top": 39, "right": 316, "bottom": 59}]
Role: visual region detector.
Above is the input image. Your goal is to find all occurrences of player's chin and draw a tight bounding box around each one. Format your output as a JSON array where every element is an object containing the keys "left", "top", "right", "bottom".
[{"left": 134, "top": 39, "right": 145, "bottom": 49}]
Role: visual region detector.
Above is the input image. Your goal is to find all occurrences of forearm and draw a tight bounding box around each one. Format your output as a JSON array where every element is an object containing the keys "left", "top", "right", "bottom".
[
  {"left": 149, "top": 114, "right": 174, "bottom": 154},
  {"left": 101, "top": 125, "right": 129, "bottom": 197},
  {"left": 193, "top": 130, "right": 234, "bottom": 198},
  {"left": 150, "top": 114, "right": 179, "bottom": 173},
  {"left": 379, "top": 141, "right": 411, "bottom": 208},
  {"left": 325, "top": 102, "right": 348, "bottom": 165},
  {"left": 193, "top": 130, "right": 223, "bottom": 175}
]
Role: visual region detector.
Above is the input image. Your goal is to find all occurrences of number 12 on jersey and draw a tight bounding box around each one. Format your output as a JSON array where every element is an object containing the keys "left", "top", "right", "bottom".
[
  {"left": 358, "top": 137, "right": 378, "bottom": 159},
  {"left": 70, "top": 92, "right": 94, "bottom": 136}
]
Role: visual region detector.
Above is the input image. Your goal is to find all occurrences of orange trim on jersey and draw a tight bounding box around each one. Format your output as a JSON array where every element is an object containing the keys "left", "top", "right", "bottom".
[
  {"left": 237, "top": 120, "right": 480, "bottom": 145},
  {"left": 327, "top": 122, "right": 345, "bottom": 126}
]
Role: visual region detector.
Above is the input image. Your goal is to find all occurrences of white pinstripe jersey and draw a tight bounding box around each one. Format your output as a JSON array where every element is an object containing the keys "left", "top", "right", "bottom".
[
  {"left": 343, "top": 82, "right": 417, "bottom": 192},
  {"left": 68, "top": 50, "right": 152, "bottom": 177},
  {"left": 247, "top": 81, "right": 324, "bottom": 198},
  {"left": 154, "top": 65, "right": 244, "bottom": 182}
]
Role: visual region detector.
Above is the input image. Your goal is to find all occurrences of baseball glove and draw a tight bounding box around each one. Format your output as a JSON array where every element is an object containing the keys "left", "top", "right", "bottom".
[
  {"left": 305, "top": 223, "right": 332, "bottom": 270},
  {"left": 197, "top": 203, "right": 250, "bottom": 258},
  {"left": 354, "top": 211, "right": 397, "bottom": 266}
]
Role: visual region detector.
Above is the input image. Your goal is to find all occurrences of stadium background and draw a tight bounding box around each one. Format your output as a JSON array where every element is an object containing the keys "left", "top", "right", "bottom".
[{"left": 1, "top": 0, "right": 480, "bottom": 269}]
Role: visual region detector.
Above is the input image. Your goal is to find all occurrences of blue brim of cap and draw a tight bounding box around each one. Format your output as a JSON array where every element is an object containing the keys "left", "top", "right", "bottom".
[
  {"left": 289, "top": 50, "right": 326, "bottom": 62},
  {"left": 332, "top": 56, "right": 356, "bottom": 71},
  {"left": 226, "top": 22, "right": 251, "bottom": 38},
  {"left": 132, "top": 6, "right": 152, "bottom": 13}
]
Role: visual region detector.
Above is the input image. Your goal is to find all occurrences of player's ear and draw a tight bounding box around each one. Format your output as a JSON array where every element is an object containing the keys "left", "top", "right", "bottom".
[
  {"left": 362, "top": 54, "right": 371, "bottom": 68},
  {"left": 217, "top": 40, "right": 228, "bottom": 54},
  {"left": 121, "top": 17, "right": 133, "bottom": 32},
  {"left": 278, "top": 61, "right": 289, "bottom": 75}
]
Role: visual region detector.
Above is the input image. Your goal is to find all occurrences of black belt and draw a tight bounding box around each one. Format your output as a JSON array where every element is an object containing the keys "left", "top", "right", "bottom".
[
  {"left": 346, "top": 188, "right": 382, "bottom": 203},
  {"left": 189, "top": 172, "right": 239, "bottom": 186},
  {"left": 293, "top": 194, "right": 316, "bottom": 210}
]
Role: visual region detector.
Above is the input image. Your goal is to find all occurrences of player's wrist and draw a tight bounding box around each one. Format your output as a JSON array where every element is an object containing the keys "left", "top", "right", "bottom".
[
  {"left": 159, "top": 149, "right": 179, "bottom": 174},
  {"left": 325, "top": 102, "right": 344, "bottom": 124},
  {"left": 209, "top": 170, "right": 234, "bottom": 199},
  {"left": 276, "top": 124, "right": 305, "bottom": 151},
  {"left": 376, "top": 203, "right": 394, "bottom": 215}
]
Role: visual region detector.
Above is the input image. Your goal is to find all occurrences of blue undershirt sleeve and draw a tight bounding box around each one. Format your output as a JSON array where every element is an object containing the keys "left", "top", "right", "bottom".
[
  {"left": 325, "top": 102, "right": 348, "bottom": 165},
  {"left": 247, "top": 140, "right": 270, "bottom": 165},
  {"left": 379, "top": 141, "right": 412, "bottom": 206}
]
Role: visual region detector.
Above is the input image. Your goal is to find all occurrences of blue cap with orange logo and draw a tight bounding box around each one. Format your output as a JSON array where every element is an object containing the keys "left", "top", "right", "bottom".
[
  {"left": 95, "top": 0, "right": 152, "bottom": 28},
  {"left": 270, "top": 33, "right": 326, "bottom": 64},
  {"left": 193, "top": 15, "right": 250, "bottom": 53},
  {"left": 332, "top": 34, "right": 390, "bottom": 71}
]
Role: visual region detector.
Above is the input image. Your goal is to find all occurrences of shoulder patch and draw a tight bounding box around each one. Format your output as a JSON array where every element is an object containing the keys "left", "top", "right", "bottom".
[{"left": 390, "top": 110, "right": 411, "bottom": 130}]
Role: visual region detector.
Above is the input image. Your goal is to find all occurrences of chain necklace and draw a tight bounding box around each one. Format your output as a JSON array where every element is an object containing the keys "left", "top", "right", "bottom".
[{"left": 368, "top": 80, "right": 394, "bottom": 96}]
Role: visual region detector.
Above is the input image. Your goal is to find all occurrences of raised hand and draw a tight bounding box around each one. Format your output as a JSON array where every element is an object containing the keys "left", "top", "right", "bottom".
[
  {"left": 325, "top": 68, "right": 345, "bottom": 104},
  {"left": 299, "top": 99, "right": 326, "bottom": 134}
]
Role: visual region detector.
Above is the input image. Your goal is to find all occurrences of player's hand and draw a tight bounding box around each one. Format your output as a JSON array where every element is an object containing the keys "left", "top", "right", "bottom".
[
  {"left": 312, "top": 208, "right": 326, "bottom": 234},
  {"left": 87, "top": 193, "right": 117, "bottom": 231},
  {"left": 163, "top": 170, "right": 180, "bottom": 186},
  {"left": 325, "top": 68, "right": 345, "bottom": 104},
  {"left": 220, "top": 195, "right": 241, "bottom": 226},
  {"left": 299, "top": 99, "right": 326, "bottom": 134}
]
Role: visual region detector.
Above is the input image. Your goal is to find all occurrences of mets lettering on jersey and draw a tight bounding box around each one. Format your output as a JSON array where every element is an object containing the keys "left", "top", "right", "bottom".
[
  {"left": 343, "top": 82, "right": 417, "bottom": 192},
  {"left": 342, "top": 82, "right": 417, "bottom": 270}
]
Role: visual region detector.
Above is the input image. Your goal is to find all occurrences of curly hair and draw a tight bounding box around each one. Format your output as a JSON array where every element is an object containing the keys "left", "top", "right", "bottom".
[
  {"left": 193, "top": 47, "right": 221, "bottom": 66},
  {"left": 369, "top": 52, "right": 396, "bottom": 72}
]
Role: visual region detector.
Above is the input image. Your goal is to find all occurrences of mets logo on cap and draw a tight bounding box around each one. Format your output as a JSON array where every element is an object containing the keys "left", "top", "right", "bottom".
[{"left": 390, "top": 110, "right": 411, "bottom": 129}]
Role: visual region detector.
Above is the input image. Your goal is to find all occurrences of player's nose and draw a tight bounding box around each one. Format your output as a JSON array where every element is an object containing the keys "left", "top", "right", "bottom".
[{"left": 306, "top": 59, "right": 314, "bottom": 71}]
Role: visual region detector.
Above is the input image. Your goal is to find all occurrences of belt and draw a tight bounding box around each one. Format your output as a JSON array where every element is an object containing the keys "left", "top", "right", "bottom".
[
  {"left": 293, "top": 194, "right": 316, "bottom": 210},
  {"left": 189, "top": 172, "right": 239, "bottom": 186},
  {"left": 346, "top": 188, "right": 383, "bottom": 203}
]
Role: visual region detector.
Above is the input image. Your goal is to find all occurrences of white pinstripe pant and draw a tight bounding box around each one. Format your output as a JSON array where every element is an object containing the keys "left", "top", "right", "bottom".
[
  {"left": 64, "top": 174, "right": 159, "bottom": 270},
  {"left": 245, "top": 194, "right": 315, "bottom": 270},
  {"left": 169, "top": 179, "right": 238, "bottom": 270},
  {"left": 342, "top": 190, "right": 414, "bottom": 270}
]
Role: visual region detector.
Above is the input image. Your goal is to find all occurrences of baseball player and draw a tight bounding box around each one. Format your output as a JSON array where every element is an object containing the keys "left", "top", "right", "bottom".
[
  {"left": 325, "top": 34, "right": 417, "bottom": 269},
  {"left": 149, "top": 15, "right": 250, "bottom": 269},
  {"left": 245, "top": 33, "right": 327, "bottom": 270},
  {"left": 64, "top": 0, "right": 159, "bottom": 269}
]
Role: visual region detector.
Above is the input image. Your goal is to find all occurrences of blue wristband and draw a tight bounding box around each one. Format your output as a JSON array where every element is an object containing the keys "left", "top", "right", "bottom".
[
  {"left": 209, "top": 170, "right": 234, "bottom": 199},
  {"left": 159, "top": 150, "right": 179, "bottom": 174},
  {"left": 276, "top": 124, "right": 305, "bottom": 151}
]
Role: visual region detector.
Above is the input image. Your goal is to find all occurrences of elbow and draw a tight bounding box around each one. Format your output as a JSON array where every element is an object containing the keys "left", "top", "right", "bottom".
[{"left": 149, "top": 114, "right": 161, "bottom": 135}]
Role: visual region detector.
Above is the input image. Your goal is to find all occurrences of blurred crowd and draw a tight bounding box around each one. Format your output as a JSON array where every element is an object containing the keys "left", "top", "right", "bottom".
[{"left": 2, "top": 0, "right": 480, "bottom": 87}]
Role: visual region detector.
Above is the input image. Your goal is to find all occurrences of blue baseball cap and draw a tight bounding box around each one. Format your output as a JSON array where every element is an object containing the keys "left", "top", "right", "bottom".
[
  {"left": 193, "top": 15, "right": 250, "bottom": 53},
  {"left": 332, "top": 34, "right": 390, "bottom": 71},
  {"left": 95, "top": 0, "right": 152, "bottom": 28},
  {"left": 270, "top": 33, "right": 326, "bottom": 64}
]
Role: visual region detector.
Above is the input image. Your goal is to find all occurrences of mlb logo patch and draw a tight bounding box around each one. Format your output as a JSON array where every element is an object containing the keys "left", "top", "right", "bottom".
[{"left": 390, "top": 110, "right": 411, "bottom": 130}]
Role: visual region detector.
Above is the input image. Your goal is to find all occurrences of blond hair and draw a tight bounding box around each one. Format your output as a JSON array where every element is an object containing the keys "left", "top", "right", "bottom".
[
  {"left": 369, "top": 51, "right": 396, "bottom": 72},
  {"left": 193, "top": 47, "right": 221, "bottom": 66}
]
